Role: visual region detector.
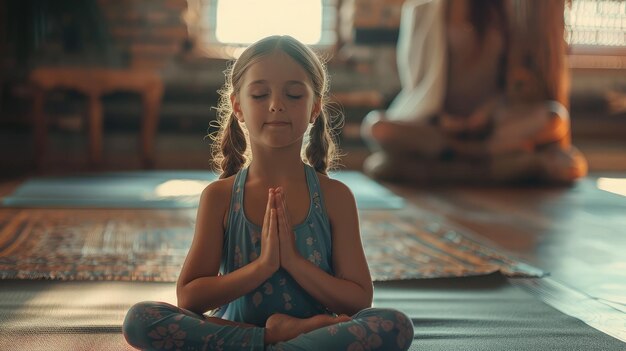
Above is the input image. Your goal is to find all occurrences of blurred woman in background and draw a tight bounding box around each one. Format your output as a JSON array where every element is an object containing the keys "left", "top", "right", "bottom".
[{"left": 361, "top": 0, "right": 587, "bottom": 184}]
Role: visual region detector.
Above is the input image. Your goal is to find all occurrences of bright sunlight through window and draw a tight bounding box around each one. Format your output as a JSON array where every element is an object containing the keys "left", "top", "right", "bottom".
[{"left": 215, "top": 0, "right": 323, "bottom": 45}]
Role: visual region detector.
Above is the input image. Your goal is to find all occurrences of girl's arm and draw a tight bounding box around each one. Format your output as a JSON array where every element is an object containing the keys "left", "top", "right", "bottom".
[
  {"left": 276, "top": 181, "right": 373, "bottom": 316},
  {"left": 177, "top": 183, "right": 279, "bottom": 315}
]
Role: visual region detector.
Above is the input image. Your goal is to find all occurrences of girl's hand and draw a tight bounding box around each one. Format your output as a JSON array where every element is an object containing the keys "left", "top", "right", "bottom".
[
  {"left": 275, "top": 187, "right": 300, "bottom": 267},
  {"left": 259, "top": 188, "right": 280, "bottom": 275}
]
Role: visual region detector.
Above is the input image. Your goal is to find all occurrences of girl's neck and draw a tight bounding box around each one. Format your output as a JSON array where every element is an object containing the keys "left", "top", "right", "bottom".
[{"left": 247, "top": 146, "right": 306, "bottom": 186}]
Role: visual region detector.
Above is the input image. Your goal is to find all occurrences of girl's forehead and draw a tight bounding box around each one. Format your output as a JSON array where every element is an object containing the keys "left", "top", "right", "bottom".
[{"left": 243, "top": 51, "right": 311, "bottom": 86}]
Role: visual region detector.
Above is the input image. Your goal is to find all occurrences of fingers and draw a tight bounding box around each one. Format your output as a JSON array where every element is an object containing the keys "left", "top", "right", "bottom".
[
  {"left": 277, "top": 206, "right": 289, "bottom": 235},
  {"left": 269, "top": 208, "right": 277, "bottom": 236},
  {"left": 275, "top": 188, "right": 292, "bottom": 229},
  {"left": 334, "top": 314, "right": 352, "bottom": 322},
  {"left": 263, "top": 188, "right": 274, "bottom": 235},
  {"left": 276, "top": 187, "right": 286, "bottom": 207},
  {"left": 279, "top": 188, "right": 288, "bottom": 213}
]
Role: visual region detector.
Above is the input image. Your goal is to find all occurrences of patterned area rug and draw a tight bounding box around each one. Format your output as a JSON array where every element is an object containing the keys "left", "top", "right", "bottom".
[
  {"left": 0, "top": 207, "right": 543, "bottom": 282},
  {"left": 360, "top": 210, "right": 543, "bottom": 280}
]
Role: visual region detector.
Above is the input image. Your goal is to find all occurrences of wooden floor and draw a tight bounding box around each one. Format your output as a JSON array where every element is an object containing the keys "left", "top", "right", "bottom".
[
  {"left": 1, "top": 130, "right": 625, "bottom": 347},
  {"left": 385, "top": 176, "right": 626, "bottom": 341}
]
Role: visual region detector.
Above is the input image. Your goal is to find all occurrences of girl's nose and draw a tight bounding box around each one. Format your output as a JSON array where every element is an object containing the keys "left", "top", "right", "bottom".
[{"left": 269, "top": 98, "right": 285, "bottom": 112}]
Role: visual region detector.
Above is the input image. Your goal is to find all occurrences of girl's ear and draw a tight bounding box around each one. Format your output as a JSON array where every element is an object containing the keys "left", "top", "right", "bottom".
[
  {"left": 230, "top": 93, "right": 244, "bottom": 122},
  {"left": 310, "top": 98, "right": 322, "bottom": 124}
]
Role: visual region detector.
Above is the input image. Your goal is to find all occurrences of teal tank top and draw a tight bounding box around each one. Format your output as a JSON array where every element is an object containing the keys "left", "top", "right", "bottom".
[{"left": 213, "top": 164, "right": 333, "bottom": 326}]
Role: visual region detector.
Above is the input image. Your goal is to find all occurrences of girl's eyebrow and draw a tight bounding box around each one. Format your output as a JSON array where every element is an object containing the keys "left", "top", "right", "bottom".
[
  {"left": 285, "top": 81, "right": 306, "bottom": 87},
  {"left": 247, "top": 80, "right": 307, "bottom": 87},
  {"left": 248, "top": 80, "right": 268, "bottom": 87}
]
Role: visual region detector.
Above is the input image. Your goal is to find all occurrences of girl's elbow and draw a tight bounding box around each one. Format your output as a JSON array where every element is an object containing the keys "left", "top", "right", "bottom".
[
  {"left": 364, "top": 283, "right": 374, "bottom": 306},
  {"left": 177, "top": 295, "right": 203, "bottom": 315},
  {"left": 346, "top": 302, "right": 370, "bottom": 316},
  {"left": 176, "top": 288, "right": 190, "bottom": 310},
  {"left": 362, "top": 292, "right": 374, "bottom": 310},
  {"left": 348, "top": 292, "right": 373, "bottom": 315},
  {"left": 176, "top": 284, "right": 197, "bottom": 312}
]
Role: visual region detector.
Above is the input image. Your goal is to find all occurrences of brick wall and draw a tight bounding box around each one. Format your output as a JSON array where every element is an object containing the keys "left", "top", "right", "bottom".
[
  {"left": 334, "top": 0, "right": 405, "bottom": 122},
  {"left": 340, "top": 0, "right": 404, "bottom": 42},
  {"left": 90, "top": 0, "right": 405, "bottom": 133},
  {"left": 94, "top": 0, "right": 406, "bottom": 73},
  {"left": 97, "top": 0, "right": 189, "bottom": 70}
]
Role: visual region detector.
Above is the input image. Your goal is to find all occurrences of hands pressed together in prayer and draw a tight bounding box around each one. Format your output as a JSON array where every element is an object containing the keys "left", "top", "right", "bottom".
[
  {"left": 258, "top": 187, "right": 355, "bottom": 344},
  {"left": 259, "top": 187, "right": 300, "bottom": 274}
]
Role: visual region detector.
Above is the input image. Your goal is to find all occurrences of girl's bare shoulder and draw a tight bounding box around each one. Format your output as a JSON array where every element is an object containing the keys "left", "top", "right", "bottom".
[
  {"left": 198, "top": 174, "right": 237, "bottom": 208},
  {"left": 316, "top": 172, "right": 357, "bottom": 210}
]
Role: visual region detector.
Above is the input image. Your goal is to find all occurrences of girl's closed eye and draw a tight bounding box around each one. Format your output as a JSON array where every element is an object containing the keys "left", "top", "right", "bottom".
[
  {"left": 286, "top": 89, "right": 305, "bottom": 100},
  {"left": 251, "top": 93, "right": 269, "bottom": 99}
]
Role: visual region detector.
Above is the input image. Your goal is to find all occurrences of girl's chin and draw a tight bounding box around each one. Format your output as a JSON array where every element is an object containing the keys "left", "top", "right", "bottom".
[{"left": 259, "top": 139, "right": 303, "bottom": 150}]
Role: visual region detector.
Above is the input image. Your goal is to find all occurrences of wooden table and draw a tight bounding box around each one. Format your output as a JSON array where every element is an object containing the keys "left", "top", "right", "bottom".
[{"left": 30, "top": 67, "right": 164, "bottom": 169}]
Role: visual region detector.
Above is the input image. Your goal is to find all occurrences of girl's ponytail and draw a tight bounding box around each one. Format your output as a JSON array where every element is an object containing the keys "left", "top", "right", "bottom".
[
  {"left": 305, "top": 111, "right": 337, "bottom": 175},
  {"left": 214, "top": 114, "right": 247, "bottom": 178}
]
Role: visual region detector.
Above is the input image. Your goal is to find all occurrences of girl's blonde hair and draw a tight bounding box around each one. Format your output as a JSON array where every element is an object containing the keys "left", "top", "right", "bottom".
[{"left": 211, "top": 35, "right": 341, "bottom": 179}]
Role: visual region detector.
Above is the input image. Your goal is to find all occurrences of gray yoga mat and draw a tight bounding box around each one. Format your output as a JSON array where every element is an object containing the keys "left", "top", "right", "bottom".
[
  {"left": 0, "top": 274, "right": 623, "bottom": 351},
  {"left": 2, "top": 170, "right": 403, "bottom": 209}
]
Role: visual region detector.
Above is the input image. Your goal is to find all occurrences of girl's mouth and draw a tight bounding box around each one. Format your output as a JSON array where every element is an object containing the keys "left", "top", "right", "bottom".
[{"left": 265, "top": 122, "right": 290, "bottom": 127}]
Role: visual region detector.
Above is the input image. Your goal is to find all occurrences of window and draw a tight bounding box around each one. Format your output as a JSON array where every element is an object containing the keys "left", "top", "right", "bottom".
[
  {"left": 565, "top": 0, "right": 626, "bottom": 69},
  {"left": 186, "top": 0, "right": 337, "bottom": 58},
  {"left": 565, "top": 0, "right": 625, "bottom": 48}
]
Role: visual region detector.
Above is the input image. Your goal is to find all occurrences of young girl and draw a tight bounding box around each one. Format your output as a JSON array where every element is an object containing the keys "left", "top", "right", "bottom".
[{"left": 123, "top": 35, "right": 414, "bottom": 351}]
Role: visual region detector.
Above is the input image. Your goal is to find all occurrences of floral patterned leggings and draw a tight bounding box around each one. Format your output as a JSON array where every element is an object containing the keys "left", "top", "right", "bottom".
[{"left": 123, "top": 301, "right": 414, "bottom": 351}]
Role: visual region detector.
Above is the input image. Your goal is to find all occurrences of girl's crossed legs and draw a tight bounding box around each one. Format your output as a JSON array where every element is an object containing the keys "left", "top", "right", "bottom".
[{"left": 123, "top": 301, "right": 414, "bottom": 351}]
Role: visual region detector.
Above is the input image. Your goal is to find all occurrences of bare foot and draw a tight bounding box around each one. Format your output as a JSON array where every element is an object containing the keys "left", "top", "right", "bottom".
[
  {"left": 538, "top": 146, "right": 588, "bottom": 183},
  {"left": 264, "top": 313, "right": 351, "bottom": 344},
  {"left": 362, "top": 110, "right": 445, "bottom": 157}
]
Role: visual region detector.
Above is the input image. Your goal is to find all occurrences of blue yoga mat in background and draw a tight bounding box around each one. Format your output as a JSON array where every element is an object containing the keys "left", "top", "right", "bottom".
[{"left": 2, "top": 171, "right": 403, "bottom": 209}]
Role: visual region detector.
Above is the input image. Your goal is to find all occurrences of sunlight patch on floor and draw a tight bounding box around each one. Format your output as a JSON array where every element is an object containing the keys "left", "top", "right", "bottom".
[{"left": 596, "top": 177, "right": 626, "bottom": 197}]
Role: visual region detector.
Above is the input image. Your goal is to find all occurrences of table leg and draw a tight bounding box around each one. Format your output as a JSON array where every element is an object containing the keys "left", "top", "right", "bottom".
[
  {"left": 33, "top": 88, "right": 46, "bottom": 171},
  {"left": 88, "top": 94, "right": 103, "bottom": 167},
  {"left": 141, "top": 85, "right": 163, "bottom": 169}
]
